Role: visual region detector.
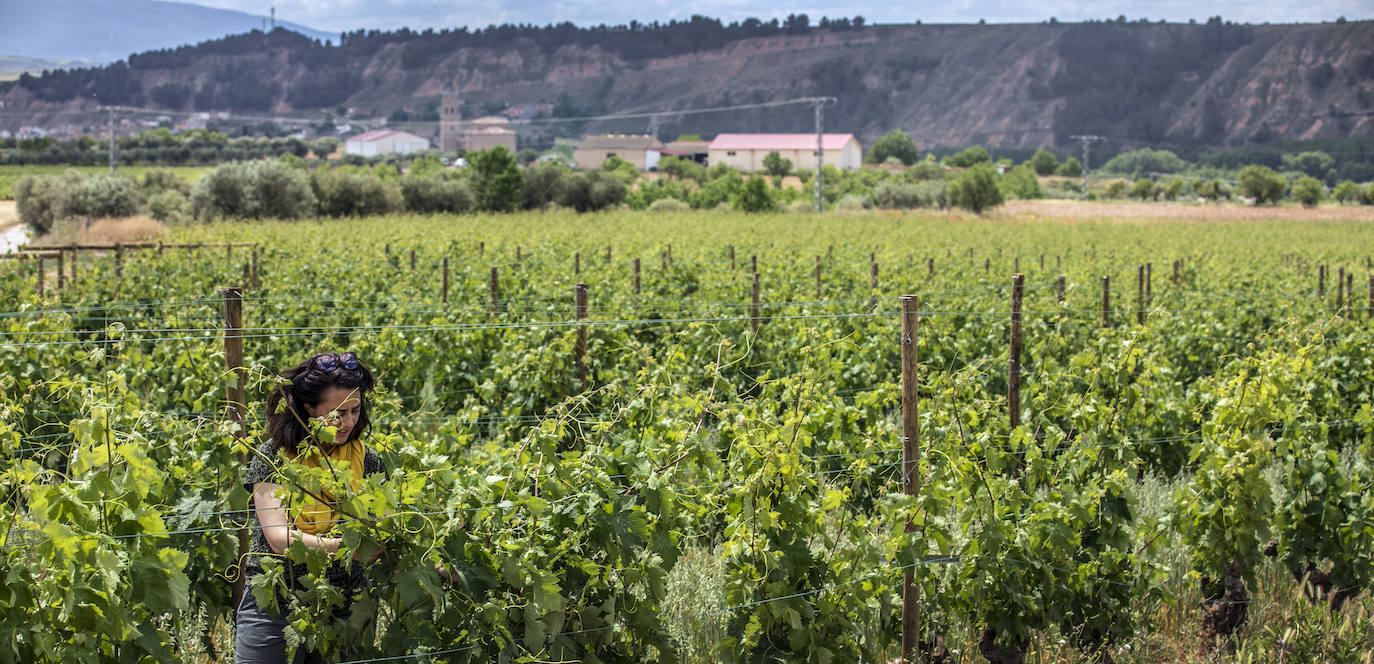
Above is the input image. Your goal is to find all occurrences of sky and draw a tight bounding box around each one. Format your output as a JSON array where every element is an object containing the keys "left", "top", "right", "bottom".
[{"left": 190, "top": 0, "right": 1373, "bottom": 34}]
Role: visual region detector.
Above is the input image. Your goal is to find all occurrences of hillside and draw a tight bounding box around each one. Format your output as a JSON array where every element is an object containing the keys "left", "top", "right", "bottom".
[{"left": 1, "top": 19, "right": 1372, "bottom": 151}]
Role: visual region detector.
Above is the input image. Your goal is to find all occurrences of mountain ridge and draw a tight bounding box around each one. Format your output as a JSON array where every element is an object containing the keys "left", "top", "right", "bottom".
[{"left": 1, "top": 19, "right": 1371, "bottom": 152}]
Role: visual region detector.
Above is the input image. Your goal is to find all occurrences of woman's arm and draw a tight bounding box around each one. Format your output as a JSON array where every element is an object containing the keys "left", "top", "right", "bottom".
[{"left": 252, "top": 482, "right": 341, "bottom": 555}]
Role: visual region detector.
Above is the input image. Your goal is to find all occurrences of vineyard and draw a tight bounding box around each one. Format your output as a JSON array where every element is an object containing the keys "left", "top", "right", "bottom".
[{"left": 1, "top": 210, "right": 1373, "bottom": 663}]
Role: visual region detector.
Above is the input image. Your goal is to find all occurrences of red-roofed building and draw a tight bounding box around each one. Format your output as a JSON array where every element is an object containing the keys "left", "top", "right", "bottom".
[
  {"left": 345, "top": 129, "right": 430, "bottom": 157},
  {"left": 708, "top": 133, "right": 862, "bottom": 171}
]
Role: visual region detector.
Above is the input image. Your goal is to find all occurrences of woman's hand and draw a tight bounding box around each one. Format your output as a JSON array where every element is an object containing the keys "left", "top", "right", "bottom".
[{"left": 252, "top": 482, "right": 341, "bottom": 555}]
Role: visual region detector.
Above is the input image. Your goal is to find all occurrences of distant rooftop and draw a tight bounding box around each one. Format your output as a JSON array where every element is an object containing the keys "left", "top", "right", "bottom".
[{"left": 709, "top": 133, "right": 857, "bottom": 151}]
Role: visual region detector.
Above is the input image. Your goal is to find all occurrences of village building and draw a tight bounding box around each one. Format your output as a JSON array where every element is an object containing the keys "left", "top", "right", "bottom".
[
  {"left": 574, "top": 134, "right": 664, "bottom": 170},
  {"left": 707, "top": 133, "right": 863, "bottom": 171},
  {"left": 662, "top": 139, "right": 710, "bottom": 165},
  {"left": 463, "top": 116, "right": 518, "bottom": 152},
  {"left": 344, "top": 129, "right": 430, "bottom": 157}
]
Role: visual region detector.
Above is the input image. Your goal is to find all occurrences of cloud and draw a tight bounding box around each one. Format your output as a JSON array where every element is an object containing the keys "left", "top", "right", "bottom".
[{"left": 191, "top": 0, "right": 1371, "bottom": 33}]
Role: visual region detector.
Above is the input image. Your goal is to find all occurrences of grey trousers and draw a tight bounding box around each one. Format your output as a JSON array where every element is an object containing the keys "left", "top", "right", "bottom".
[{"left": 234, "top": 590, "right": 325, "bottom": 664}]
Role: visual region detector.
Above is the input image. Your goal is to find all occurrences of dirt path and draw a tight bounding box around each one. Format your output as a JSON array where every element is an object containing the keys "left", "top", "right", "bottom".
[{"left": 0, "top": 201, "right": 29, "bottom": 253}]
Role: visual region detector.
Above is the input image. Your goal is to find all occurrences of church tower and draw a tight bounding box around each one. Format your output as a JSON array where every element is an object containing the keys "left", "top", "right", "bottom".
[{"left": 439, "top": 84, "right": 462, "bottom": 152}]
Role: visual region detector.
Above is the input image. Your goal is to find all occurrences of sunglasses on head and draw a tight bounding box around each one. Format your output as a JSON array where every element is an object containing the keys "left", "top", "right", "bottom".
[{"left": 311, "top": 352, "right": 360, "bottom": 372}]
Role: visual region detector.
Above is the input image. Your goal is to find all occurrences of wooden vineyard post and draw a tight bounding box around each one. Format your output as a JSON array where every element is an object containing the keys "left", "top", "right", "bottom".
[
  {"left": 157, "top": 241, "right": 164, "bottom": 257},
  {"left": 252, "top": 247, "right": 260, "bottom": 289},
  {"left": 870, "top": 259, "right": 879, "bottom": 311},
  {"left": 927, "top": 258, "right": 934, "bottom": 277},
  {"left": 1146, "top": 263, "right": 1152, "bottom": 308},
  {"left": 516, "top": 246, "right": 522, "bottom": 265},
  {"left": 1137, "top": 265, "right": 1145, "bottom": 325},
  {"left": 1056, "top": 255, "right": 1061, "bottom": 270},
  {"left": 385, "top": 244, "right": 391, "bottom": 263},
  {"left": 225, "top": 243, "right": 232, "bottom": 266},
  {"left": 36, "top": 256, "right": 45, "bottom": 297},
  {"left": 1056, "top": 275, "right": 1065, "bottom": 304},
  {"left": 751, "top": 254, "right": 758, "bottom": 276},
  {"left": 1347, "top": 272, "right": 1354, "bottom": 314},
  {"left": 667, "top": 244, "right": 673, "bottom": 267},
  {"left": 815, "top": 256, "right": 822, "bottom": 300},
  {"left": 661, "top": 251, "right": 668, "bottom": 271},
  {"left": 479, "top": 241, "right": 485, "bottom": 258},
  {"left": 489, "top": 267, "right": 500, "bottom": 313},
  {"left": 750, "top": 272, "right": 760, "bottom": 336},
  {"left": 442, "top": 257, "right": 449, "bottom": 304},
  {"left": 70, "top": 248, "right": 78, "bottom": 285},
  {"left": 241, "top": 263, "right": 250, "bottom": 289},
  {"left": 1173, "top": 260, "right": 1180, "bottom": 285},
  {"left": 410, "top": 249, "right": 416, "bottom": 273},
  {"left": 1039, "top": 254, "right": 1044, "bottom": 270},
  {"left": 984, "top": 257, "right": 990, "bottom": 274},
  {"left": 115, "top": 243, "right": 123, "bottom": 278},
  {"left": 605, "top": 245, "right": 611, "bottom": 265},
  {"left": 1014, "top": 257, "right": 1020, "bottom": 274},
  {"left": 575, "top": 283, "right": 588, "bottom": 392},
  {"left": 1336, "top": 267, "right": 1345, "bottom": 314},
  {"left": 899, "top": 294, "right": 921, "bottom": 664},
  {"left": 221, "top": 287, "right": 249, "bottom": 607},
  {"left": 1319, "top": 265, "right": 1325, "bottom": 298},
  {"left": 57, "top": 250, "right": 66, "bottom": 290},
  {"left": 1009, "top": 275, "right": 1024, "bottom": 430},
  {"left": 634, "top": 258, "right": 641, "bottom": 294},
  {"left": 575, "top": 252, "right": 581, "bottom": 276},
  {"left": 1368, "top": 275, "right": 1373, "bottom": 320},
  {"left": 1102, "top": 276, "right": 1111, "bottom": 328},
  {"left": 729, "top": 244, "right": 735, "bottom": 271}
]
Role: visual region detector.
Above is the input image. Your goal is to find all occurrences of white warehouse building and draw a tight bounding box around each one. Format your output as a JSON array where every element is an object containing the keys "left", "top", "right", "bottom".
[
  {"left": 707, "top": 133, "right": 863, "bottom": 171},
  {"left": 345, "top": 129, "right": 430, "bottom": 157}
]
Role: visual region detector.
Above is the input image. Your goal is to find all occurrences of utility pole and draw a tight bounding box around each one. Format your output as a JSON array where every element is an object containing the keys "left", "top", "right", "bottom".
[
  {"left": 108, "top": 107, "right": 116, "bottom": 174},
  {"left": 1069, "top": 134, "right": 1105, "bottom": 199},
  {"left": 812, "top": 96, "right": 837, "bottom": 214},
  {"left": 647, "top": 114, "right": 661, "bottom": 139},
  {"left": 270, "top": 6, "right": 276, "bottom": 30}
]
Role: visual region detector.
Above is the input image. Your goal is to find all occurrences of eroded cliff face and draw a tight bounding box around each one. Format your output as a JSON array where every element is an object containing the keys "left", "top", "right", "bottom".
[{"left": 2, "top": 21, "right": 1370, "bottom": 148}]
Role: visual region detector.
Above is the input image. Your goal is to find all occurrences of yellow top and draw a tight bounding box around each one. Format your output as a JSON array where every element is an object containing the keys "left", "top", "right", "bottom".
[{"left": 291, "top": 437, "right": 366, "bottom": 536}]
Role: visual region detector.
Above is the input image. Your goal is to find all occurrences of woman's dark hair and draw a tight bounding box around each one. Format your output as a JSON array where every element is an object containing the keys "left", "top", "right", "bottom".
[{"left": 265, "top": 353, "right": 375, "bottom": 456}]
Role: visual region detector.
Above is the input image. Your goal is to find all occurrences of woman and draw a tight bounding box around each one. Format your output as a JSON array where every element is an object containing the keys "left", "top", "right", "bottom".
[{"left": 236, "top": 351, "right": 386, "bottom": 664}]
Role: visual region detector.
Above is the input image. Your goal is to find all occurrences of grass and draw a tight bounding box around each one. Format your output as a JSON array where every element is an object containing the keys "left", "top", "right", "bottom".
[
  {"left": 28, "top": 216, "right": 168, "bottom": 247},
  {"left": 0, "top": 164, "right": 209, "bottom": 199}
]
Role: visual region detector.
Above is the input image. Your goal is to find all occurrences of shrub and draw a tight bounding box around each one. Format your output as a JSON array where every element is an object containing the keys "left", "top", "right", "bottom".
[
  {"left": 732, "top": 177, "right": 778, "bottom": 213},
  {"left": 1105, "top": 181, "right": 1128, "bottom": 199},
  {"left": 1162, "top": 179, "right": 1185, "bottom": 201},
  {"left": 1195, "top": 178, "right": 1230, "bottom": 201},
  {"left": 1331, "top": 180, "right": 1361, "bottom": 204},
  {"left": 784, "top": 200, "right": 814, "bottom": 213},
  {"left": 647, "top": 197, "right": 689, "bottom": 212},
  {"left": 944, "top": 145, "right": 991, "bottom": 168},
  {"left": 1028, "top": 149, "right": 1058, "bottom": 175},
  {"left": 1101, "top": 148, "right": 1187, "bottom": 177},
  {"left": 138, "top": 169, "right": 191, "bottom": 197},
  {"left": 1291, "top": 176, "right": 1324, "bottom": 207},
  {"left": 311, "top": 169, "right": 403, "bottom": 217},
  {"left": 14, "top": 173, "right": 75, "bottom": 233},
  {"left": 903, "top": 159, "right": 946, "bottom": 181},
  {"left": 1237, "top": 165, "right": 1287, "bottom": 205},
  {"left": 833, "top": 194, "right": 871, "bottom": 211},
  {"left": 1056, "top": 157, "right": 1083, "bottom": 177},
  {"left": 557, "top": 170, "right": 627, "bottom": 213},
  {"left": 65, "top": 174, "right": 142, "bottom": 221},
  {"left": 400, "top": 176, "right": 473, "bottom": 214},
  {"left": 191, "top": 160, "right": 318, "bottom": 220},
  {"left": 873, "top": 180, "right": 948, "bottom": 209},
  {"left": 866, "top": 130, "right": 919, "bottom": 165},
  {"left": 146, "top": 190, "right": 190, "bottom": 224},
  {"left": 1000, "top": 165, "right": 1042, "bottom": 200},
  {"left": 522, "top": 163, "right": 567, "bottom": 210},
  {"left": 1131, "top": 178, "right": 1156, "bottom": 201},
  {"left": 949, "top": 163, "right": 1003, "bottom": 214},
  {"left": 470, "top": 146, "right": 523, "bottom": 213},
  {"left": 762, "top": 151, "right": 792, "bottom": 176}
]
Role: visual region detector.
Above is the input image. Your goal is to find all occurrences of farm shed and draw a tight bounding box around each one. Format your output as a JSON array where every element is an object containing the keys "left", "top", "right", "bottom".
[
  {"left": 345, "top": 129, "right": 430, "bottom": 157},
  {"left": 575, "top": 134, "right": 665, "bottom": 171},
  {"left": 708, "top": 133, "right": 863, "bottom": 171}
]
